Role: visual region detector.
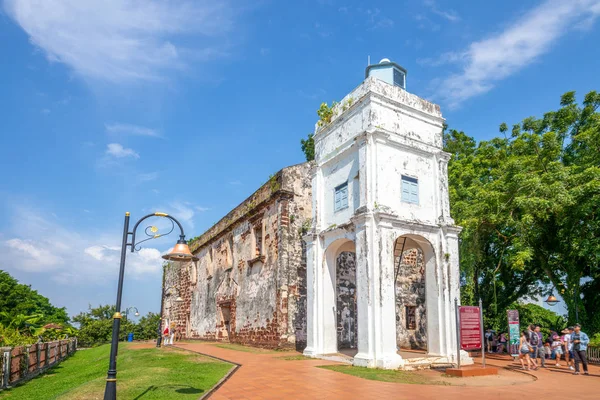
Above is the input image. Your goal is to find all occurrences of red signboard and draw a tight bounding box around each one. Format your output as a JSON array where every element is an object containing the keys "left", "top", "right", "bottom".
[{"left": 459, "top": 306, "right": 482, "bottom": 350}]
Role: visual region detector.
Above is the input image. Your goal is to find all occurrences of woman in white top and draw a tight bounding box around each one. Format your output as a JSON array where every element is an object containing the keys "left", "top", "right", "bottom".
[
  {"left": 561, "top": 328, "right": 574, "bottom": 370},
  {"left": 551, "top": 333, "right": 563, "bottom": 366}
]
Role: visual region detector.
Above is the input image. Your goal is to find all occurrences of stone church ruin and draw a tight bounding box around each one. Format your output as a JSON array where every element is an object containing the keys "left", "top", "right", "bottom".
[{"left": 162, "top": 59, "right": 470, "bottom": 369}]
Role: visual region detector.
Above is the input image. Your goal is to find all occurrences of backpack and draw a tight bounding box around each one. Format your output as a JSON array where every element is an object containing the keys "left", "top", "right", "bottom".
[{"left": 530, "top": 331, "right": 540, "bottom": 346}]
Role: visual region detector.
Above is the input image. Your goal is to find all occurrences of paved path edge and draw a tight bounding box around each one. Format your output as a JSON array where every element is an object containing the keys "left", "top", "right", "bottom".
[{"left": 171, "top": 344, "right": 241, "bottom": 400}]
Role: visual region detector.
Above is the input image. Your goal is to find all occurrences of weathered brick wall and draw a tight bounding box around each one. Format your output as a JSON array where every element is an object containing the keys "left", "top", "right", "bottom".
[
  {"left": 163, "top": 163, "right": 312, "bottom": 349},
  {"left": 0, "top": 339, "right": 77, "bottom": 389}
]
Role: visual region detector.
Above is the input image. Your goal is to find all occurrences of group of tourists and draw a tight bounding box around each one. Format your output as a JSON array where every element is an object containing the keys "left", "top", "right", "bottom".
[
  {"left": 161, "top": 321, "right": 177, "bottom": 346},
  {"left": 516, "top": 324, "right": 590, "bottom": 375}
]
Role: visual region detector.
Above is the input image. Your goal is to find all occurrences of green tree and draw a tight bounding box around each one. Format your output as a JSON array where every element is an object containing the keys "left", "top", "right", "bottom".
[
  {"left": 300, "top": 133, "right": 315, "bottom": 161},
  {"left": 0, "top": 270, "right": 69, "bottom": 324},
  {"left": 133, "top": 312, "right": 161, "bottom": 340},
  {"left": 446, "top": 91, "right": 600, "bottom": 333}
]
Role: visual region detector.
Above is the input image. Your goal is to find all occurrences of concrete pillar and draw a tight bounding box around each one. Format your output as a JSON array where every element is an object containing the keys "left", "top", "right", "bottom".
[
  {"left": 302, "top": 233, "right": 320, "bottom": 357},
  {"left": 1, "top": 347, "right": 11, "bottom": 388},
  {"left": 24, "top": 345, "right": 31, "bottom": 378},
  {"left": 353, "top": 216, "right": 403, "bottom": 369},
  {"left": 36, "top": 343, "right": 41, "bottom": 371}
]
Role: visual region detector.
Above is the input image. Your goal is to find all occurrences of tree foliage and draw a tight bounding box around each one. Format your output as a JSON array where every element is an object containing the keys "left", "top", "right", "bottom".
[
  {"left": 74, "top": 305, "right": 159, "bottom": 347},
  {"left": 0, "top": 270, "right": 69, "bottom": 324},
  {"left": 446, "top": 91, "right": 600, "bottom": 334},
  {"left": 300, "top": 133, "right": 315, "bottom": 161},
  {"left": 0, "top": 270, "right": 74, "bottom": 346}
]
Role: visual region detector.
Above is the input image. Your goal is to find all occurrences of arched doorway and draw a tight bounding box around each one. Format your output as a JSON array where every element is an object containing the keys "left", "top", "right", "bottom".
[{"left": 394, "top": 235, "right": 436, "bottom": 352}]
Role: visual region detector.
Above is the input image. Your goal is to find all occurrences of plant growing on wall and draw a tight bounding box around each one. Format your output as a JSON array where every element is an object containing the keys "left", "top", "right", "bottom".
[{"left": 317, "top": 101, "right": 337, "bottom": 127}]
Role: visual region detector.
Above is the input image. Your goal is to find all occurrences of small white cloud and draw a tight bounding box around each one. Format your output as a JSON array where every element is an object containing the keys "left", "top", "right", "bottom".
[
  {"left": 105, "top": 123, "right": 161, "bottom": 138},
  {"left": 259, "top": 48, "right": 270, "bottom": 56},
  {"left": 83, "top": 209, "right": 91, "bottom": 213},
  {"left": 229, "top": 180, "right": 242, "bottom": 185},
  {"left": 137, "top": 172, "right": 159, "bottom": 182},
  {"left": 366, "top": 8, "right": 394, "bottom": 30},
  {"left": 423, "top": 0, "right": 460, "bottom": 22},
  {"left": 106, "top": 143, "right": 139, "bottom": 159},
  {"left": 41, "top": 108, "right": 50, "bottom": 115},
  {"left": 431, "top": 0, "right": 600, "bottom": 108},
  {"left": 169, "top": 201, "right": 196, "bottom": 228},
  {"left": 195, "top": 206, "right": 210, "bottom": 212}
]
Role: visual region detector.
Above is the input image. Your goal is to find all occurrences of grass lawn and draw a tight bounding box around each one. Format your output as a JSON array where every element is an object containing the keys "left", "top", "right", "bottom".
[
  {"left": 318, "top": 365, "right": 449, "bottom": 385},
  {"left": 0, "top": 343, "right": 232, "bottom": 399},
  {"left": 278, "top": 354, "right": 314, "bottom": 361},
  {"left": 212, "top": 343, "right": 284, "bottom": 354}
]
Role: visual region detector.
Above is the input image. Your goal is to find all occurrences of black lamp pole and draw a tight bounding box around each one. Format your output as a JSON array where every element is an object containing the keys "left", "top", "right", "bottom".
[{"left": 103, "top": 212, "right": 196, "bottom": 400}]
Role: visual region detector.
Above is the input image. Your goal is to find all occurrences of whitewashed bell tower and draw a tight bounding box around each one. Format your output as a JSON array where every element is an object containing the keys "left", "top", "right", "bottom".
[{"left": 303, "top": 59, "right": 470, "bottom": 369}]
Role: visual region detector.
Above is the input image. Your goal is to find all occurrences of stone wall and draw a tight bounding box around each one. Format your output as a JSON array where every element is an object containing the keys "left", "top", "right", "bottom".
[
  {"left": 336, "top": 251, "right": 357, "bottom": 349},
  {"left": 395, "top": 247, "right": 427, "bottom": 350},
  {"left": 163, "top": 163, "right": 312, "bottom": 349}
]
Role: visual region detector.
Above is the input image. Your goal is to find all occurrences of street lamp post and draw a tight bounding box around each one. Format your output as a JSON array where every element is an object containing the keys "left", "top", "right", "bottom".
[
  {"left": 122, "top": 306, "right": 140, "bottom": 323},
  {"left": 103, "top": 212, "right": 197, "bottom": 400}
]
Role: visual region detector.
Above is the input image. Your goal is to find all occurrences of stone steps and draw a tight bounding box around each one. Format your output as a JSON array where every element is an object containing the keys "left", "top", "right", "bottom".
[{"left": 401, "top": 356, "right": 453, "bottom": 371}]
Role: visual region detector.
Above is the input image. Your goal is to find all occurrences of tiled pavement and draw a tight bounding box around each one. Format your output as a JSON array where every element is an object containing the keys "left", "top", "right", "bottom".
[{"left": 174, "top": 342, "right": 600, "bottom": 400}]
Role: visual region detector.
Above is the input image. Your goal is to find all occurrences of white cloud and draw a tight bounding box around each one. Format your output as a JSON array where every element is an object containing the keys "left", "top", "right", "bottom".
[
  {"left": 168, "top": 201, "right": 196, "bottom": 228},
  {"left": 423, "top": 0, "right": 460, "bottom": 22},
  {"left": 105, "top": 123, "right": 161, "bottom": 138},
  {"left": 229, "top": 180, "right": 242, "bottom": 185},
  {"left": 431, "top": 0, "right": 600, "bottom": 108},
  {"left": 137, "top": 172, "right": 159, "bottom": 182},
  {"left": 0, "top": 206, "right": 165, "bottom": 284},
  {"left": 365, "top": 8, "right": 394, "bottom": 30},
  {"left": 41, "top": 108, "right": 51, "bottom": 115},
  {"left": 83, "top": 245, "right": 162, "bottom": 276},
  {"left": 5, "top": 238, "right": 63, "bottom": 270},
  {"left": 106, "top": 143, "right": 139, "bottom": 159},
  {"left": 195, "top": 206, "right": 210, "bottom": 212},
  {"left": 3, "top": 0, "right": 239, "bottom": 83}
]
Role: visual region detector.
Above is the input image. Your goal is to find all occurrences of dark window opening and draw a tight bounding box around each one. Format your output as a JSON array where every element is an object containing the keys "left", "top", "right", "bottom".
[
  {"left": 406, "top": 306, "right": 417, "bottom": 330},
  {"left": 254, "top": 225, "right": 263, "bottom": 257}
]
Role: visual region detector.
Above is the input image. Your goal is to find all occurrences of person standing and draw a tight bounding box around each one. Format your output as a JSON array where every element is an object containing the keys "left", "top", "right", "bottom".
[
  {"left": 519, "top": 330, "right": 536, "bottom": 370},
  {"left": 533, "top": 325, "right": 546, "bottom": 368},
  {"left": 169, "top": 321, "right": 176, "bottom": 346},
  {"left": 571, "top": 324, "right": 590, "bottom": 375},
  {"left": 163, "top": 324, "right": 170, "bottom": 346},
  {"left": 551, "top": 333, "right": 563, "bottom": 366},
  {"left": 562, "top": 328, "right": 574, "bottom": 370},
  {"left": 497, "top": 332, "right": 507, "bottom": 354}
]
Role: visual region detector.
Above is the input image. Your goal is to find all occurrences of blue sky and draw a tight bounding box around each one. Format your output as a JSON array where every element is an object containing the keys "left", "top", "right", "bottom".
[{"left": 1, "top": 0, "right": 598, "bottom": 319}]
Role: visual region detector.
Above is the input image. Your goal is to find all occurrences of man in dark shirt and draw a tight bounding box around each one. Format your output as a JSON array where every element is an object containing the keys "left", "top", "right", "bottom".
[{"left": 532, "top": 325, "right": 545, "bottom": 367}]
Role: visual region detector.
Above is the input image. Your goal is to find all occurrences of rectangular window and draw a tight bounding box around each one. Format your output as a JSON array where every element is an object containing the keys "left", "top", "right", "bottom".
[
  {"left": 406, "top": 306, "right": 417, "bottom": 330},
  {"left": 334, "top": 182, "right": 349, "bottom": 212},
  {"left": 393, "top": 69, "right": 405, "bottom": 88},
  {"left": 401, "top": 175, "right": 419, "bottom": 204}
]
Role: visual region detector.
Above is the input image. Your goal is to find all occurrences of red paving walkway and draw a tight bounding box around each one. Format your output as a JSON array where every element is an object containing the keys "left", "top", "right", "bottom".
[{"left": 174, "top": 342, "right": 600, "bottom": 400}]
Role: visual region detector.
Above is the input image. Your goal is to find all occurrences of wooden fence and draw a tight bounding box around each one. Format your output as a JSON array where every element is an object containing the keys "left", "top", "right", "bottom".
[
  {"left": 0, "top": 338, "right": 77, "bottom": 389},
  {"left": 587, "top": 346, "right": 600, "bottom": 365}
]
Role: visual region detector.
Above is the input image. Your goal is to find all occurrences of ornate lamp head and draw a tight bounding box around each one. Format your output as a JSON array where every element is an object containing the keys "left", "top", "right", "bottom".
[{"left": 162, "top": 238, "right": 198, "bottom": 262}]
